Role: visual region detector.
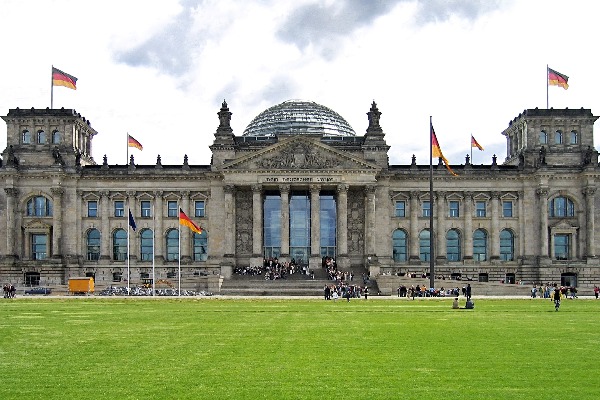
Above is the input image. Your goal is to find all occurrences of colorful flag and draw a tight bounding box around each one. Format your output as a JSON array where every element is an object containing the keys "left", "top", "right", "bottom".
[
  {"left": 431, "top": 125, "right": 458, "bottom": 176},
  {"left": 52, "top": 67, "right": 77, "bottom": 90},
  {"left": 179, "top": 208, "right": 202, "bottom": 234},
  {"left": 471, "top": 135, "right": 484, "bottom": 151},
  {"left": 548, "top": 67, "right": 569, "bottom": 90},
  {"left": 128, "top": 134, "right": 143, "bottom": 150},
  {"left": 128, "top": 210, "right": 137, "bottom": 232}
]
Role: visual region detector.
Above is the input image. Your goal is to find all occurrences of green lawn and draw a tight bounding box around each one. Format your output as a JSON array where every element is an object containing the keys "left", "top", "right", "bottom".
[{"left": 1, "top": 297, "right": 599, "bottom": 399}]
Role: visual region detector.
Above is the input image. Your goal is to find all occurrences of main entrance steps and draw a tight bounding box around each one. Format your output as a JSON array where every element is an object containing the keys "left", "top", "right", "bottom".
[{"left": 219, "top": 266, "right": 372, "bottom": 296}]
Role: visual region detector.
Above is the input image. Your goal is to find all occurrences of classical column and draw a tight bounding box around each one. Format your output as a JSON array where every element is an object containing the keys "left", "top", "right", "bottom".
[
  {"left": 336, "top": 184, "right": 348, "bottom": 256},
  {"left": 518, "top": 191, "right": 525, "bottom": 262},
  {"left": 180, "top": 191, "right": 191, "bottom": 262},
  {"left": 100, "top": 190, "right": 110, "bottom": 260},
  {"left": 490, "top": 191, "right": 500, "bottom": 260},
  {"left": 463, "top": 192, "right": 473, "bottom": 260},
  {"left": 252, "top": 185, "right": 263, "bottom": 257},
  {"left": 584, "top": 187, "right": 596, "bottom": 258},
  {"left": 365, "top": 185, "right": 376, "bottom": 257},
  {"left": 409, "top": 191, "right": 420, "bottom": 262},
  {"left": 51, "top": 187, "right": 64, "bottom": 257},
  {"left": 436, "top": 191, "right": 446, "bottom": 263},
  {"left": 223, "top": 185, "right": 235, "bottom": 257},
  {"left": 280, "top": 185, "right": 290, "bottom": 257},
  {"left": 154, "top": 191, "right": 164, "bottom": 262},
  {"left": 537, "top": 187, "right": 549, "bottom": 258},
  {"left": 310, "top": 185, "right": 321, "bottom": 257},
  {"left": 4, "top": 188, "right": 18, "bottom": 258}
]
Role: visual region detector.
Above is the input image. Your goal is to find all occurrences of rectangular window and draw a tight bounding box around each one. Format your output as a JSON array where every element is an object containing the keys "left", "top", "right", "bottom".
[
  {"left": 195, "top": 200, "right": 205, "bottom": 218},
  {"left": 395, "top": 201, "right": 406, "bottom": 218},
  {"left": 475, "top": 201, "right": 487, "bottom": 217},
  {"left": 502, "top": 201, "right": 513, "bottom": 218},
  {"left": 554, "top": 234, "right": 570, "bottom": 260},
  {"left": 167, "top": 201, "right": 178, "bottom": 218},
  {"left": 449, "top": 201, "right": 460, "bottom": 218},
  {"left": 87, "top": 201, "right": 98, "bottom": 217},
  {"left": 421, "top": 201, "right": 431, "bottom": 217},
  {"left": 31, "top": 234, "right": 47, "bottom": 260},
  {"left": 141, "top": 201, "right": 151, "bottom": 218},
  {"left": 114, "top": 200, "right": 124, "bottom": 217}
]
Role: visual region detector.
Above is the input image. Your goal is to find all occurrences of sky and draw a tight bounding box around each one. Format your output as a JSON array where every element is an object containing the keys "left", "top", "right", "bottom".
[{"left": 1, "top": 0, "right": 599, "bottom": 167}]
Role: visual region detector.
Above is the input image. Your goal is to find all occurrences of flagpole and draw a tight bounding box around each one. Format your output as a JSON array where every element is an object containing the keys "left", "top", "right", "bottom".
[
  {"left": 546, "top": 64, "right": 549, "bottom": 109},
  {"left": 152, "top": 202, "right": 156, "bottom": 297},
  {"left": 50, "top": 65, "right": 54, "bottom": 109},
  {"left": 126, "top": 132, "right": 129, "bottom": 166},
  {"left": 429, "top": 116, "right": 435, "bottom": 290},
  {"left": 178, "top": 219, "right": 181, "bottom": 296},
  {"left": 470, "top": 134, "right": 473, "bottom": 165},
  {"left": 127, "top": 205, "right": 130, "bottom": 295}
]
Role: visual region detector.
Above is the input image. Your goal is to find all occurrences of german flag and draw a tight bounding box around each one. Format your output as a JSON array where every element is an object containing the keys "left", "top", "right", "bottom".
[
  {"left": 127, "top": 134, "right": 143, "bottom": 150},
  {"left": 179, "top": 209, "right": 202, "bottom": 234},
  {"left": 432, "top": 125, "right": 458, "bottom": 176},
  {"left": 471, "top": 135, "right": 484, "bottom": 151},
  {"left": 52, "top": 67, "right": 77, "bottom": 90},
  {"left": 548, "top": 67, "right": 569, "bottom": 90}
]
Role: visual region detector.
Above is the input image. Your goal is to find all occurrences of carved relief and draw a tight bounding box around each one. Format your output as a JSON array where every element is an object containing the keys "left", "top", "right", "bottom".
[
  {"left": 347, "top": 188, "right": 365, "bottom": 256},
  {"left": 256, "top": 142, "right": 342, "bottom": 170},
  {"left": 235, "top": 188, "right": 253, "bottom": 255}
]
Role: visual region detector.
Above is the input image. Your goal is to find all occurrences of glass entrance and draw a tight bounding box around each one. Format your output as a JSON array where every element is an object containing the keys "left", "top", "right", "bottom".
[{"left": 289, "top": 191, "right": 310, "bottom": 264}]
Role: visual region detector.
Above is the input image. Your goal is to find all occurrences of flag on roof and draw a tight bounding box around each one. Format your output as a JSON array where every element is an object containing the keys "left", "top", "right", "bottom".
[
  {"left": 52, "top": 67, "right": 77, "bottom": 90},
  {"left": 548, "top": 67, "right": 569, "bottom": 90},
  {"left": 432, "top": 125, "right": 458, "bottom": 176},
  {"left": 471, "top": 135, "right": 484, "bottom": 151},
  {"left": 128, "top": 134, "right": 143, "bottom": 150}
]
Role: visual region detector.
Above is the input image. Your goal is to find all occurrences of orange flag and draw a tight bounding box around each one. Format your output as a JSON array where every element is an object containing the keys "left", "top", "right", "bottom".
[
  {"left": 431, "top": 125, "right": 458, "bottom": 176},
  {"left": 471, "top": 135, "right": 484, "bottom": 151}
]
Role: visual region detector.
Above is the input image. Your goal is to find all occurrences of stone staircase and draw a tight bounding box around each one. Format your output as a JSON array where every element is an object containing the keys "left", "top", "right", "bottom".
[{"left": 219, "top": 266, "right": 372, "bottom": 296}]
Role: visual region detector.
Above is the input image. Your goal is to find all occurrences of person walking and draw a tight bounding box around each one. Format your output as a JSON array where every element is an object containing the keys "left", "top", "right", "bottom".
[
  {"left": 466, "top": 284, "right": 472, "bottom": 301},
  {"left": 553, "top": 284, "right": 562, "bottom": 311},
  {"left": 594, "top": 285, "right": 599, "bottom": 299},
  {"left": 363, "top": 286, "right": 369, "bottom": 300}
]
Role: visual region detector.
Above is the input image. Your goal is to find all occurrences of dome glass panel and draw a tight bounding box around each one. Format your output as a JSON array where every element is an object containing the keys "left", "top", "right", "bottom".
[{"left": 243, "top": 100, "right": 356, "bottom": 137}]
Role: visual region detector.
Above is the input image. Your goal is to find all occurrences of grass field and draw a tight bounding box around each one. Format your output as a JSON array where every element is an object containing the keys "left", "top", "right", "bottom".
[{"left": 1, "top": 296, "right": 599, "bottom": 399}]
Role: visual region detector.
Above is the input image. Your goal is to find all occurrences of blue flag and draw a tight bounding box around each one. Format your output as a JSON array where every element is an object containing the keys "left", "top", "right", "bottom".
[{"left": 128, "top": 210, "right": 137, "bottom": 231}]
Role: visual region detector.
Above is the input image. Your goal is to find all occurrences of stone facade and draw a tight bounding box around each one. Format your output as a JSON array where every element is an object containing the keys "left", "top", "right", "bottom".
[{"left": 1, "top": 102, "right": 599, "bottom": 290}]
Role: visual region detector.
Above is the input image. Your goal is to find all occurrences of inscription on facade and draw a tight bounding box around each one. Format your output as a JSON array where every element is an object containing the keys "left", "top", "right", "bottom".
[{"left": 262, "top": 176, "right": 337, "bottom": 183}]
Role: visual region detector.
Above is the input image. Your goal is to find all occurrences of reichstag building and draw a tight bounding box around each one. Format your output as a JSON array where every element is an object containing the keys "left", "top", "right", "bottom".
[{"left": 0, "top": 100, "right": 598, "bottom": 291}]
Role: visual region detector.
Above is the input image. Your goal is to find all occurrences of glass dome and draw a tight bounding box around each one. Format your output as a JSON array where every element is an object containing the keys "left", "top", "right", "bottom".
[{"left": 242, "top": 99, "right": 356, "bottom": 137}]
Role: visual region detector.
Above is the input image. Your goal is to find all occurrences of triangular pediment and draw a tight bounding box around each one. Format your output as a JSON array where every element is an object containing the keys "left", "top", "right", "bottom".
[{"left": 223, "top": 136, "right": 379, "bottom": 172}]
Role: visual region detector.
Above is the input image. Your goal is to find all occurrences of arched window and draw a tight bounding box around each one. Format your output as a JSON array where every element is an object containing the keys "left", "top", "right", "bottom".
[
  {"left": 22, "top": 129, "right": 31, "bottom": 144},
  {"left": 499, "top": 229, "right": 514, "bottom": 261},
  {"left": 539, "top": 130, "right": 548, "bottom": 144},
  {"left": 37, "top": 130, "right": 46, "bottom": 144},
  {"left": 140, "top": 229, "right": 153, "bottom": 261},
  {"left": 446, "top": 229, "right": 461, "bottom": 261},
  {"left": 112, "top": 229, "right": 127, "bottom": 261},
  {"left": 549, "top": 196, "right": 575, "bottom": 217},
  {"left": 87, "top": 229, "right": 101, "bottom": 261},
  {"left": 419, "top": 229, "right": 430, "bottom": 262},
  {"left": 473, "top": 229, "right": 487, "bottom": 261},
  {"left": 52, "top": 130, "right": 61, "bottom": 144},
  {"left": 554, "top": 130, "right": 563, "bottom": 144},
  {"left": 166, "top": 229, "right": 179, "bottom": 261},
  {"left": 392, "top": 229, "right": 407, "bottom": 262},
  {"left": 569, "top": 130, "right": 577, "bottom": 144},
  {"left": 193, "top": 231, "right": 208, "bottom": 261},
  {"left": 26, "top": 196, "right": 53, "bottom": 216}
]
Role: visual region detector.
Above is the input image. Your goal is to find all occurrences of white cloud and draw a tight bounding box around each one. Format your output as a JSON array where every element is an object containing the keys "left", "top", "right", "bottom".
[{"left": 1, "top": 0, "right": 599, "bottom": 168}]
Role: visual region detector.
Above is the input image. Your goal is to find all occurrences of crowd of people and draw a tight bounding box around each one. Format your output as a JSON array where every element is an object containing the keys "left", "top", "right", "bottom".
[
  {"left": 3, "top": 284, "right": 16, "bottom": 298},
  {"left": 233, "top": 258, "right": 313, "bottom": 280},
  {"left": 530, "top": 284, "right": 579, "bottom": 299}
]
